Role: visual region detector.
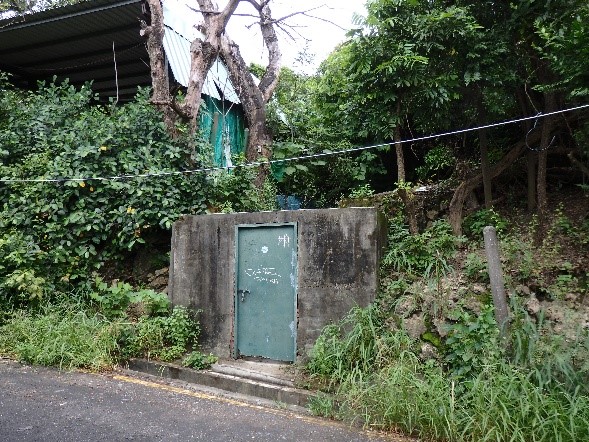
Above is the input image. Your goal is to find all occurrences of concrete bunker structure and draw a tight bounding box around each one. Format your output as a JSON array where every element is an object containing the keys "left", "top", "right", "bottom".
[{"left": 168, "top": 208, "right": 386, "bottom": 361}]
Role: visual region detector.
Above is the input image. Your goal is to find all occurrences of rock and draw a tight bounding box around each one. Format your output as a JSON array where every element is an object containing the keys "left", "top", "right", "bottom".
[
  {"left": 402, "top": 314, "right": 427, "bottom": 340},
  {"left": 472, "top": 283, "right": 487, "bottom": 294},
  {"left": 148, "top": 276, "right": 168, "bottom": 291},
  {"left": 525, "top": 296, "right": 541, "bottom": 316},
  {"left": 433, "top": 318, "right": 450, "bottom": 338},
  {"left": 394, "top": 296, "right": 418, "bottom": 318},
  {"left": 154, "top": 267, "right": 169, "bottom": 277},
  {"left": 544, "top": 304, "right": 565, "bottom": 323},
  {"left": 420, "top": 343, "right": 439, "bottom": 361},
  {"left": 426, "top": 210, "right": 438, "bottom": 220},
  {"left": 463, "top": 297, "right": 483, "bottom": 315},
  {"left": 516, "top": 285, "right": 531, "bottom": 296}
]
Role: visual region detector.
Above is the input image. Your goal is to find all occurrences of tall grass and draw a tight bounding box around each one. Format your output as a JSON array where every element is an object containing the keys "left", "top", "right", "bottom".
[
  {"left": 339, "top": 359, "right": 589, "bottom": 442},
  {"left": 0, "top": 303, "right": 121, "bottom": 370},
  {"left": 306, "top": 305, "right": 589, "bottom": 442}
]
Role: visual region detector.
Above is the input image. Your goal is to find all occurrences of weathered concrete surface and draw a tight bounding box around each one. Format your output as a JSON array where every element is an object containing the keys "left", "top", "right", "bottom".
[
  {"left": 169, "top": 208, "right": 387, "bottom": 359},
  {"left": 128, "top": 359, "right": 311, "bottom": 408}
]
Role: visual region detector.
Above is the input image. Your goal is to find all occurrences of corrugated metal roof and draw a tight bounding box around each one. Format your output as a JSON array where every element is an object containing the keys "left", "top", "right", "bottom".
[
  {"left": 0, "top": 0, "right": 241, "bottom": 104},
  {"left": 162, "top": 1, "right": 240, "bottom": 104}
]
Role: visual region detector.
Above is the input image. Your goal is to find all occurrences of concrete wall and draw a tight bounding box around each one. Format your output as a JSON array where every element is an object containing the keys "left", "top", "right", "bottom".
[{"left": 168, "top": 208, "right": 386, "bottom": 359}]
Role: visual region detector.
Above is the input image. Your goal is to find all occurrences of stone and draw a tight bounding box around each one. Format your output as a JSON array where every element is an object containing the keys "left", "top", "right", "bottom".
[
  {"left": 394, "top": 295, "right": 418, "bottom": 318},
  {"left": 525, "top": 296, "right": 541, "bottom": 316},
  {"left": 426, "top": 210, "right": 438, "bottom": 220},
  {"left": 420, "top": 343, "right": 439, "bottom": 361},
  {"left": 516, "top": 285, "right": 531, "bottom": 296},
  {"left": 472, "top": 283, "right": 487, "bottom": 294},
  {"left": 154, "top": 267, "right": 169, "bottom": 277},
  {"left": 148, "top": 276, "right": 168, "bottom": 290},
  {"left": 433, "top": 318, "right": 450, "bottom": 337},
  {"left": 544, "top": 304, "right": 565, "bottom": 323},
  {"left": 463, "top": 297, "right": 483, "bottom": 315},
  {"left": 402, "top": 314, "right": 426, "bottom": 340}
]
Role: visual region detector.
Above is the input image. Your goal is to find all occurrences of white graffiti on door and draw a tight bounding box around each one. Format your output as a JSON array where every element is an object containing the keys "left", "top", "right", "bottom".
[
  {"left": 278, "top": 234, "right": 290, "bottom": 248},
  {"left": 245, "top": 267, "right": 282, "bottom": 285}
]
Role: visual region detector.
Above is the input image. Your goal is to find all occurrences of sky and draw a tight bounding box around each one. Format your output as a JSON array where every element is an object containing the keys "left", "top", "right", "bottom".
[
  {"left": 228, "top": 0, "right": 367, "bottom": 72},
  {"left": 169, "top": 0, "right": 367, "bottom": 73}
]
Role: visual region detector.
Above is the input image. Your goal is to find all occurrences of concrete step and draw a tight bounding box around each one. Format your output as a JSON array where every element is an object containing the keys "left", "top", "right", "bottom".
[{"left": 127, "top": 358, "right": 313, "bottom": 408}]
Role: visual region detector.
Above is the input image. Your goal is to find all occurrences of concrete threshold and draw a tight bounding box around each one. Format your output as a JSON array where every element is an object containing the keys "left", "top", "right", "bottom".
[{"left": 127, "top": 358, "right": 313, "bottom": 408}]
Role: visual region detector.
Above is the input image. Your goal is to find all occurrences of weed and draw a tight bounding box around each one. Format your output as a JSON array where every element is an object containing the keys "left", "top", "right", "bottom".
[
  {"left": 308, "top": 392, "right": 337, "bottom": 418},
  {"left": 463, "top": 252, "right": 489, "bottom": 282},
  {"left": 463, "top": 208, "right": 508, "bottom": 239},
  {"left": 182, "top": 351, "right": 218, "bottom": 370}
]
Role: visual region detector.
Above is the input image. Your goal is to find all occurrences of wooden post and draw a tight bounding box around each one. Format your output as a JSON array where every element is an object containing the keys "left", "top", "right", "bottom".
[{"left": 483, "top": 226, "right": 510, "bottom": 340}]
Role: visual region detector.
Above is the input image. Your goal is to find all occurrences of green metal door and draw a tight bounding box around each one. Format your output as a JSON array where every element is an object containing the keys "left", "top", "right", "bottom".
[{"left": 235, "top": 223, "right": 297, "bottom": 362}]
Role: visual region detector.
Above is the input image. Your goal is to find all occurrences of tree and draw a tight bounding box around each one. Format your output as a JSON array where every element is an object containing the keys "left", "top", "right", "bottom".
[
  {"left": 314, "top": 0, "right": 589, "bottom": 234},
  {"left": 315, "top": 0, "right": 483, "bottom": 233},
  {"left": 142, "top": 0, "right": 282, "bottom": 166}
]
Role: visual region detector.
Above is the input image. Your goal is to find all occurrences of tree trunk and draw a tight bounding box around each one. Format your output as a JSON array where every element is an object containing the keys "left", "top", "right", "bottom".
[
  {"left": 536, "top": 92, "right": 557, "bottom": 230},
  {"left": 449, "top": 131, "right": 542, "bottom": 235},
  {"left": 527, "top": 151, "right": 537, "bottom": 211},
  {"left": 394, "top": 123, "right": 419, "bottom": 234},
  {"left": 142, "top": 0, "right": 176, "bottom": 134},
  {"left": 477, "top": 90, "right": 493, "bottom": 208}
]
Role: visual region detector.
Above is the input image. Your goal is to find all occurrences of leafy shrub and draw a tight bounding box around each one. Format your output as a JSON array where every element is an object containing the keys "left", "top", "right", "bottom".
[
  {"left": 463, "top": 251, "right": 489, "bottom": 282},
  {"left": 182, "top": 350, "right": 218, "bottom": 369},
  {"left": 120, "top": 306, "right": 199, "bottom": 362},
  {"left": 415, "top": 144, "right": 455, "bottom": 181},
  {"left": 0, "top": 81, "right": 211, "bottom": 284},
  {"left": 463, "top": 208, "right": 508, "bottom": 239},
  {"left": 382, "top": 219, "right": 458, "bottom": 277},
  {"left": 444, "top": 305, "right": 502, "bottom": 380},
  {"left": 0, "top": 231, "right": 50, "bottom": 309},
  {"left": 90, "top": 279, "right": 170, "bottom": 319}
]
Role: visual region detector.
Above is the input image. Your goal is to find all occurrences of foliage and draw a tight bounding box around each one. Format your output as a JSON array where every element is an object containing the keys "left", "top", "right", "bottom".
[
  {"left": 381, "top": 218, "right": 458, "bottom": 277},
  {"left": 182, "top": 350, "right": 218, "bottom": 370},
  {"left": 0, "top": 231, "right": 49, "bottom": 308},
  {"left": 463, "top": 208, "right": 508, "bottom": 239},
  {"left": 306, "top": 305, "right": 414, "bottom": 387},
  {"left": 0, "top": 302, "right": 120, "bottom": 370},
  {"left": 415, "top": 144, "right": 456, "bottom": 182},
  {"left": 0, "top": 292, "right": 207, "bottom": 369},
  {"left": 339, "top": 356, "right": 589, "bottom": 442},
  {"left": 444, "top": 305, "right": 502, "bottom": 380},
  {"left": 120, "top": 306, "right": 199, "bottom": 362},
  {"left": 90, "top": 279, "right": 170, "bottom": 319},
  {"left": 0, "top": 79, "right": 211, "bottom": 284},
  {"left": 208, "top": 160, "right": 278, "bottom": 213}
]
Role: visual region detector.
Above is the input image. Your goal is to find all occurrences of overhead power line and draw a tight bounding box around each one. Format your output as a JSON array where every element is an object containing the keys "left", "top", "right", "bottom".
[{"left": 1, "top": 102, "right": 588, "bottom": 185}]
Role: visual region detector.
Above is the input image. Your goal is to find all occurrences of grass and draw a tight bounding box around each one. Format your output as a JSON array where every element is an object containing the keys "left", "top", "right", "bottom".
[{"left": 0, "top": 303, "right": 121, "bottom": 371}]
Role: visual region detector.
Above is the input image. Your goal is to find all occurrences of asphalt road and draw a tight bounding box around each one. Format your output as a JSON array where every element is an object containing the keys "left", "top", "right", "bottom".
[{"left": 0, "top": 359, "right": 408, "bottom": 442}]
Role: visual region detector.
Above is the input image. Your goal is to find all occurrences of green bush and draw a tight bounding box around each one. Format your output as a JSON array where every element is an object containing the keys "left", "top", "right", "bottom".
[
  {"left": 0, "top": 80, "right": 211, "bottom": 284},
  {"left": 182, "top": 351, "right": 218, "bottom": 370},
  {"left": 382, "top": 219, "right": 458, "bottom": 277},
  {"left": 120, "top": 306, "right": 199, "bottom": 362},
  {"left": 90, "top": 279, "right": 170, "bottom": 319},
  {"left": 463, "top": 208, "right": 508, "bottom": 239}
]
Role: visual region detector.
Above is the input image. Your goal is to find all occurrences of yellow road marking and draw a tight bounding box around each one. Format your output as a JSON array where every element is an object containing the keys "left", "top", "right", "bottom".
[{"left": 110, "top": 373, "right": 399, "bottom": 440}]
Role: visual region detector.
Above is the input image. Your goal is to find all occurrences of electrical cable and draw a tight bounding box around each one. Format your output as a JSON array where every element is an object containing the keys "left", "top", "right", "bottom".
[{"left": 1, "top": 102, "right": 588, "bottom": 184}]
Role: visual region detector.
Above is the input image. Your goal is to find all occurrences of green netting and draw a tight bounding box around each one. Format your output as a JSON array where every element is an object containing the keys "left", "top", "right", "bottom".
[{"left": 199, "top": 96, "right": 246, "bottom": 167}]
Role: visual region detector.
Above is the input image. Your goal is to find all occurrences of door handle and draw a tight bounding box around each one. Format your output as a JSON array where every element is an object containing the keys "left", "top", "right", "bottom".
[{"left": 237, "top": 289, "right": 250, "bottom": 302}]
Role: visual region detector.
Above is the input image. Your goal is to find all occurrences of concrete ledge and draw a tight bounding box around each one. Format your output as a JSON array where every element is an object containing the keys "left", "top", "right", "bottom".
[{"left": 127, "top": 359, "right": 312, "bottom": 408}]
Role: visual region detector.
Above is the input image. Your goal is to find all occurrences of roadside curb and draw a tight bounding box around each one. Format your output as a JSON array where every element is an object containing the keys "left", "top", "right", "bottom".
[{"left": 127, "top": 359, "right": 313, "bottom": 408}]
